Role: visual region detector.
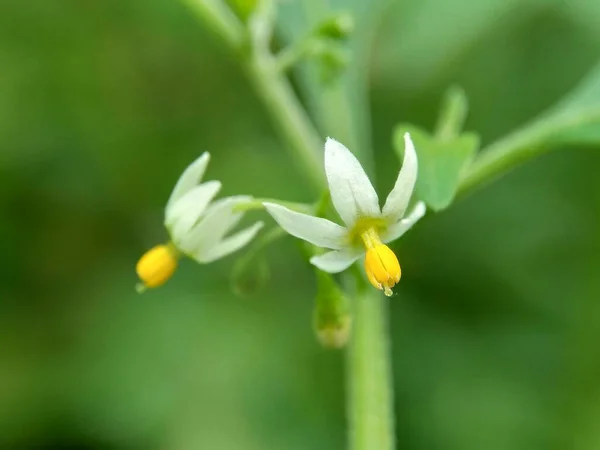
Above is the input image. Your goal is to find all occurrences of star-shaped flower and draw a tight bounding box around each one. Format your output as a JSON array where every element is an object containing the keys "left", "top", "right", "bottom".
[
  {"left": 136, "top": 153, "right": 264, "bottom": 291},
  {"left": 264, "top": 133, "right": 425, "bottom": 296}
]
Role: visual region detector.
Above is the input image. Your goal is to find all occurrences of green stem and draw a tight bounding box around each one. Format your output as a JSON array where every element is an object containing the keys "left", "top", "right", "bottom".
[
  {"left": 434, "top": 85, "right": 468, "bottom": 141},
  {"left": 181, "top": 0, "right": 246, "bottom": 49},
  {"left": 275, "top": 40, "right": 311, "bottom": 73},
  {"left": 183, "top": 2, "right": 395, "bottom": 449},
  {"left": 182, "top": 0, "right": 325, "bottom": 192},
  {"left": 296, "top": 2, "right": 395, "bottom": 448},
  {"left": 458, "top": 108, "right": 600, "bottom": 196},
  {"left": 346, "top": 283, "right": 395, "bottom": 450},
  {"left": 243, "top": 57, "right": 325, "bottom": 190}
]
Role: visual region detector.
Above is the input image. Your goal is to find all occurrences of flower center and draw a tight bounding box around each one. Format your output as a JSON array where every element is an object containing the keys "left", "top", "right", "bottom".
[{"left": 360, "top": 228, "right": 401, "bottom": 297}]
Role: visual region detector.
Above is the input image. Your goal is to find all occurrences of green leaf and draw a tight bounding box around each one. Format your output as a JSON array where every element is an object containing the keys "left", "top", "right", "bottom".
[{"left": 394, "top": 124, "right": 479, "bottom": 212}]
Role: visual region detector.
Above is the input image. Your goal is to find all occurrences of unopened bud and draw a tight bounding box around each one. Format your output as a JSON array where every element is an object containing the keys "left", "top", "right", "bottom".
[
  {"left": 315, "top": 12, "right": 355, "bottom": 40},
  {"left": 317, "top": 45, "right": 350, "bottom": 84},
  {"left": 313, "top": 271, "right": 352, "bottom": 349}
]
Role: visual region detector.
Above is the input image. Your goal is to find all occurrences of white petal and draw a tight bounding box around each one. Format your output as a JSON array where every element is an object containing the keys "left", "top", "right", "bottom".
[
  {"left": 310, "top": 249, "right": 361, "bottom": 273},
  {"left": 382, "top": 133, "right": 418, "bottom": 222},
  {"left": 381, "top": 201, "right": 426, "bottom": 243},
  {"left": 324, "top": 138, "right": 380, "bottom": 226},
  {"left": 264, "top": 202, "right": 348, "bottom": 250},
  {"left": 166, "top": 152, "right": 210, "bottom": 212},
  {"left": 165, "top": 181, "right": 221, "bottom": 240},
  {"left": 193, "top": 221, "right": 264, "bottom": 263},
  {"left": 181, "top": 196, "right": 251, "bottom": 253}
]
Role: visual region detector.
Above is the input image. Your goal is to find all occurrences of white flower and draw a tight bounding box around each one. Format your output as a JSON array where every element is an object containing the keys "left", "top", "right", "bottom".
[
  {"left": 136, "top": 153, "right": 263, "bottom": 291},
  {"left": 264, "top": 133, "right": 425, "bottom": 296},
  {"left": 164, "top": 152, "right": 264, "bottom": 263}
]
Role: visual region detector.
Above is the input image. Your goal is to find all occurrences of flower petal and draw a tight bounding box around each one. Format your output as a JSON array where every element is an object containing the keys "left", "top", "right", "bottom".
[
  {"left": 165, "top": 181, "right": 221, "bottom": 241},
  {"left": 166, "top": 152, "right": 210, "bottom": 213},
  {"left": 310, "top": 249, "right": 361, "bottom": 273},
  {"left": 381, "top": 201, "right": 426, "bottom": 243},
  {"left": 382, "top": 132, "right": 418, "bottom": 222},
  {"left": 180, "top": 196, "right": 251, "bottom": 253},
  {"left": 193, "top": 221, "right": 264, "bottom": 263},
  {"left": 325, "top": 138, "right": 380, "bottom": 226},
  {"left": 264, "top": 202, "right": 347, "bottom": 249}
]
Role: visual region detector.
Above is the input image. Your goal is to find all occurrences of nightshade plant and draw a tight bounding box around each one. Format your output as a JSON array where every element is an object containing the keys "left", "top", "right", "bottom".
[{"left": 135, "top": 0, "right": 600, "bottom": 448}]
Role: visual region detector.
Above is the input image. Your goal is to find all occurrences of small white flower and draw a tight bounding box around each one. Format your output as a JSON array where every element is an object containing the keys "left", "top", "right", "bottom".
[
  {"left": 136, "top": 153, "right": 263, "bottom": 291},
  {"left": 264, "top": 133, "right": 425, "bottom": 296},
  {"left": 164, "top": 152, "right": 264, "bottom": 263}
]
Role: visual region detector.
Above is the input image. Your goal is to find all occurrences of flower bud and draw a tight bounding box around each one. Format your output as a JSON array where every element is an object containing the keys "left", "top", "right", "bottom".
[
  {"left": 313, "top": 271, "right": 352, "bottom": 349},
  {"left": 315, "top": 12, "right": 354, "bottom": 40}
]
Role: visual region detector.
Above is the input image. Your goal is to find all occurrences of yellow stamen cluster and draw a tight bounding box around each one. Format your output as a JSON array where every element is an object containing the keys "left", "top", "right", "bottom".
[
  {"left": 135, "top": 244, "right": 179, "bottom": 292},
  {"left": 361, "top": 228, "right": 401, "bottom": 297}
]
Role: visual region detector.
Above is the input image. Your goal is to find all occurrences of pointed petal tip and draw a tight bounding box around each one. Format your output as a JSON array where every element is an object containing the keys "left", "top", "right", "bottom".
[
  {"left": 404, "top": 132, "right": 415, "bottom": 149},
  {"left": 324, "top": 137, "right": 349, "bottom": 154},
  {"left": 309, "top": 250, "right": 360, "bottom": 273},
  {"left": 166, "top": 151, "right": 213, "bottom": 211},
  {"left": 414, "top": 201, "right": 426, "bottom": 215},
  {"left": 187, "top": 151, "right": 211, "bottom": 172},
  {"left": 381, "top": 131, "right": 418, "bottom": 222},
  {"left": 324, "top": 136, "right": 380, "bottom": 225},
  {"left": 262, "top": 202, "right": 348, "bottom": 249}
]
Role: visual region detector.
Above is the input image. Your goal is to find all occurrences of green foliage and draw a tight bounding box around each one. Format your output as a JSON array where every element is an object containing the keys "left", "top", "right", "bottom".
[
  {"left": 1, "top": 0, "right": 600, "bottom": 448},
  {"left": 394, "top": 124, "right": 478, "bottom": 211},
  {"left": 394, "top": 88, "right": 479, "bottom": 211},
  {"left": 314, "top": 12, "right": 355, "bottom": 40}
]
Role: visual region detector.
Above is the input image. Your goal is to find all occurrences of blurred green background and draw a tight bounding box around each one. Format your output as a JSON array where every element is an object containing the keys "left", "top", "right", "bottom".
[{"left": 2, "top": 0, "right": 600, "bottom": 448}]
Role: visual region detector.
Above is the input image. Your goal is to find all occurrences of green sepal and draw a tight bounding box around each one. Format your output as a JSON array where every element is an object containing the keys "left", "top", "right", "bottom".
[{"left": 393, "top": 124, "right": 479, "bottom": 212}]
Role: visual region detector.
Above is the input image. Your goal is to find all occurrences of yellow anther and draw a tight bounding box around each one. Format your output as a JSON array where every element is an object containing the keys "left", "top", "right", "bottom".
[
  {"left": 361, "top": 227, "right": 401, "bottom": 296},
  {"left": 135, "top": 244, "right": 179, "bottom": 292}
]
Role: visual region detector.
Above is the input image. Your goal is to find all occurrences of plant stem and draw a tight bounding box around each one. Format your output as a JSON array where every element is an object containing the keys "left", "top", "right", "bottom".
[
  {"left": 346, "top": 284, "right": 395, "bottom": 450},
  {"left": 182, "top": 0, "right": 246, "bottom": 49},
  {"left": 297, "top": 2, "right": 396, "bottom": 448},
  {"left": 182, "top": 0, "right": 325, "bottom": 192},
  {"left": 458, "top": 108, "right": 600, "bottom": 197},
  {"left": 243, "top": 57, "right": 325, "bottom": 190},
  {"left": 183, "top": 3, "right": 395, "bottom": 449},
  {"left": 434, "top": 85, "right": 468, "bottom": 141}
]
